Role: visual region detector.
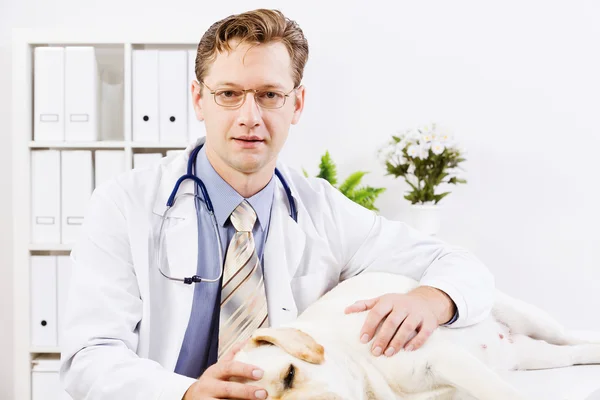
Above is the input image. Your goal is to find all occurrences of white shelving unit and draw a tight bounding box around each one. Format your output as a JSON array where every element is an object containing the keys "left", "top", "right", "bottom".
[{"left": 12, "top": 28, "right": 203, "bottom": 400}]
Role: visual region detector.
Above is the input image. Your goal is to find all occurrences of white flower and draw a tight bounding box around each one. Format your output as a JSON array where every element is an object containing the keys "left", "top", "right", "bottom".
[
  {"left": 394, "top": 145, "right": 405, "bottom": 157},
  {"left": 431, "top": 141, "right": 445, "bottom": 155},
  {"left": 398, "top": 139, "right": 411, "bottom": 150},
  {"left": 407, "top": 144, "right": 420, "bottom": 158},
  {"left": 378, "top": 144, "right": 395, "bottom": 163},
  {"left": 406, "top": 129, "right": 420, "bottom": 143},
  {"left": 418, "top": 144, "right": 429, "bottom": 159}
]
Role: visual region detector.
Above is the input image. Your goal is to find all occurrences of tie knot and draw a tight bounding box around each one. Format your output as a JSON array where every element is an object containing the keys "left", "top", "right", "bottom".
[{"left": 230, "top": 200, "right": 257, "bottom": 232}]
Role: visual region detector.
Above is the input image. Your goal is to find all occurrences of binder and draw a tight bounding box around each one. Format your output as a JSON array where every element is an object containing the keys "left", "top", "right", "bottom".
[
  {"left": 31, "top": 256, "right": 57, "bottom": 347},
  {"left": 166, "top": 149, "right": 184, "bottom": 157},
  {"left": 132, "top": 50, "right": 159, "bottom": 142},
  {"left": 31, "top": 150, "right": 61, "bottom": 244},
  {"left": 94, "top": 150, "right": 126, "bottom": 188},
  {"left": 158, "top": 50, "right": 188, "bottom": 143},
  {"left": 99, "top": 69, "right": 124, "bottom": 141},
  {"left": 187, "top": 49, "right": 206, "bottom": 143},
  {"left": 64, "top": 47, "right": 99, "bottom": 141},
  {"left": 32, "top": 357, "right": 72, "bottom": 400},
  {"left": 57, "top": 255, "right": 72, "bottom": 347},
  {"left": 34, "top": 47, "right": 65, "bottom": 141},
  {"left": 61, "top": 151, "right": 93, "bottom": 244},
  {"left": 133, "top": 153, "right": 163, "bottom": 170}
]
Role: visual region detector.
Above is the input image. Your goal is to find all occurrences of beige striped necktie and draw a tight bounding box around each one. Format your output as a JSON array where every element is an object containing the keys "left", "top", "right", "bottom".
[{"left": 218, "top": 200, "right": 269, "bottom": 358}]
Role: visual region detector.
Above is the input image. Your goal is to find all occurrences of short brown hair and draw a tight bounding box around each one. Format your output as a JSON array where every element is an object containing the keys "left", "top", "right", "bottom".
[{"left": 195, "top": 9, "right": 309, "bottom": 90}]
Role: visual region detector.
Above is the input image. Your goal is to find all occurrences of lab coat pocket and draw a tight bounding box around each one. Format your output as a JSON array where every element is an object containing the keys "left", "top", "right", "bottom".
[
  {"left": 290, "top": 271, "right": 332, "bottom": 314},
  {"left": 163, "top": 217, "right": 198, "bottom": 282}
]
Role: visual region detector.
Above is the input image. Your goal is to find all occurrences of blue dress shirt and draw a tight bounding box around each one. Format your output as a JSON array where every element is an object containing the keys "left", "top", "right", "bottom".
[{"left": 174, "top": 145, "right": 275, "bottom": 378}]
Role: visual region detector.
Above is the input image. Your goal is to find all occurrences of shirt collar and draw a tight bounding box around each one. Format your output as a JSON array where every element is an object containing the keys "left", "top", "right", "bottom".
[{"left": 195, "top": 145, "right": 275, "bottom": 230}]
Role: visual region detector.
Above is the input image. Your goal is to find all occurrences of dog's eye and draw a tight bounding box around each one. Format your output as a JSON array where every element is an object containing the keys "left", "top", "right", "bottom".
[{"left": 283, "top": 364, "right": 295, "bottom": 390}]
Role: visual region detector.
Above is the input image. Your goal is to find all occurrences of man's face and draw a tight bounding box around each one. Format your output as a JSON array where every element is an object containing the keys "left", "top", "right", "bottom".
[{"left": 191, "top": 41, "right": 305, "bottom": 176}]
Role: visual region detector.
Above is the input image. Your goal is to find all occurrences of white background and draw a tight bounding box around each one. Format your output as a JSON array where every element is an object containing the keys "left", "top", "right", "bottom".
[{"left": 1, "top": 1, "right": 599, "bottom": 398}]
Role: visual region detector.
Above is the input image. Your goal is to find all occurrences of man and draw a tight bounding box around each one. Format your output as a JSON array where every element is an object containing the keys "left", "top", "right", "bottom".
[{"left": 60, "top": 8, "right": 494, "bottom": 400}]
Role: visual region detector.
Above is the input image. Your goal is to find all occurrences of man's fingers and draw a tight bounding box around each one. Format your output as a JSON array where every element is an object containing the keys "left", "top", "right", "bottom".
[
  {"left": 358, "top": 300, "right": 392, "bottom": 344},
  {"left": 212, "top": 380, "right": 267, "bottom": 400},
  {"left": 344, "top": 297, "right": 378, "bottom": 314},
  {"left": 370, "top": 309, "right": 407, "bottom": 356},
  {"left": 208, "top": 360, "right": 264, "bottom": 381},
  {"left": 387, "top": 314, "right": 421, "bottom": 354},
  {"left": 220, "top": 340, "right": 249, "bottom": 362},
  {"left": 403, "top": 318, "right": 437, "bottom": 352}
]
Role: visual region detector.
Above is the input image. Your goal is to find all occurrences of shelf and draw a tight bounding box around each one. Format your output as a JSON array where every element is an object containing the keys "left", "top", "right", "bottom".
[
  {"left": 29, "top": 244, "right": 73, "bottom": 252},
  {"left": 28, "top": 141, "right": 189, "bottom": 150},
  {"left": 30, "top": 347, "right": 61, "bottom": 354},
  {"left": 29, "top": 141, "right": 126, "bottom": 149},
  {"left": 130, "top": 142, "right": 188, "bottom": 149}
]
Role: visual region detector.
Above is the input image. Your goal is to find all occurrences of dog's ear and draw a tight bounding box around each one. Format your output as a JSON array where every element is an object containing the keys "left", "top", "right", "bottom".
[{"left": 248, "top": 327, "right": 325, "bottom": 364}]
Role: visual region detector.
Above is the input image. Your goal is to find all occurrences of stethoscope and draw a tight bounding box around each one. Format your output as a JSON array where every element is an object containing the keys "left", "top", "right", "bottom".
[{"left": 156, "top": 142, "right": 298, "bottom": 285}]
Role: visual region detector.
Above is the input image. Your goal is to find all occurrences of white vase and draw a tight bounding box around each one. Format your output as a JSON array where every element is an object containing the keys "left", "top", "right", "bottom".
[{"left": 410, "top": 203, "right": 441, "bottom": 236}]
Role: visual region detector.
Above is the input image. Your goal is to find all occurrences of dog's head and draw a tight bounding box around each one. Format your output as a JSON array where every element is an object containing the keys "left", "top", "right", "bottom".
[{"left": 233, "top": 327, "right": 362, "bottom": 400}]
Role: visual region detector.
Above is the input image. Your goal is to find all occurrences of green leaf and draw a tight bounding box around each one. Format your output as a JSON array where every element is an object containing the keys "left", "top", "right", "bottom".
[
  {"left": 433, "top": 192, "right": 451, "bottom": 204},
  {"left": 317, "top": 151, "right": 338, "bottom": 186},
  {"left": 311, "top": 151, "right": 386, "bottom": 212},
  {"left": 302, "top": 168, "right": 309, "bottom": 178},
  {"left": 339, "top": 171, "right": 368, "bottom": 195}
]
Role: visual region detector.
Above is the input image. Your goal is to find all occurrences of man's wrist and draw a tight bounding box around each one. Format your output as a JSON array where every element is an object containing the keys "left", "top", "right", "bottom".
[{"left": 410, "top": 285, "right": 457, "bottom": 325}]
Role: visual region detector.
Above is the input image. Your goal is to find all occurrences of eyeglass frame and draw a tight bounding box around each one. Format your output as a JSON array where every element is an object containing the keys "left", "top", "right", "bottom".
[{"left": 199, "top": 80, "right": 299, "bottom": 109}]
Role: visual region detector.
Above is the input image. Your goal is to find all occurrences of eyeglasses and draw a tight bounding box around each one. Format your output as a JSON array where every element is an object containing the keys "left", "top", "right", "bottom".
[{"left": 200, "top": 80, "right": 298, "bottom": 109}]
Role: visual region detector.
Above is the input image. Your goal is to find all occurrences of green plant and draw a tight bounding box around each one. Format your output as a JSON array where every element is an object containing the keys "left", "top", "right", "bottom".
[
  {"left": 303, "top": 151, "right": 386, "bottom": 212},
  {"left": 380, "top": 123, "right": 467, "bottom": 205}
]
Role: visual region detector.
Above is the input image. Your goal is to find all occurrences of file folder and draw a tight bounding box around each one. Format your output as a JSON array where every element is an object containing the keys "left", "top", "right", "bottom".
[
  {"left": 31, "top": 150, "right": 61, "bottom": 244},
  {"left": 61, "top": 151, "right": 93, "bottom": 244},
  {"left": 100, "top": 69, "right": 124, "bottom": 141},
  {"left": 32, "top": 357, "right": 71, "bottom": 400},
  {"left": 94, "top": 150, "right": 126, "bottom": 188},
  {"left": 166, "top": 149, "right": 184, "bottom": 157},
  {"left": 31, "top": 256, "right": 57, "bottom": 347},
  {"left": 188, "top": 49, "right": 206, "bottom": 143},
  {"left": 159, "top": 50, "right": 188, "bottom": 143},
  {"left": 34, "top": 47, "right": 65, "bottom": 141},
  {"left": 133, "top": 50, "right": 159, "bottom": 142},
  {"left": 65, "top": 47, "right": 99, "bottom": 141},
  {"left": 133, "top": 153, "right": 163, "bottom": 170},
  {"left": 57, "top": 255, "right": 72, "bottom": 347}
]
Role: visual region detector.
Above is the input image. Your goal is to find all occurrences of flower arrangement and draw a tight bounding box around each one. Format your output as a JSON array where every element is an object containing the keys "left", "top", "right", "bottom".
[{"left": 379, "top": 123, "right": 467, "bottom": 205}]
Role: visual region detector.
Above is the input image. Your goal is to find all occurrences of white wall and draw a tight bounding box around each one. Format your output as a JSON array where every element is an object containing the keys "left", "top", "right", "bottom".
[{"left": 2, "top": 1, "right": 599, "bottom": 398}]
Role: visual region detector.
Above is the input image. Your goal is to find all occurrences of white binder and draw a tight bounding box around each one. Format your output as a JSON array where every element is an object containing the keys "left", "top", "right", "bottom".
[
  {"left": 32, "top": 358, "right": 72, "bottom": 400},
  {"left": 61, "top": 151, "right": 93, "bottom": 244},
  {"left": 133, "top": 153, "right": 163, "bottom": 170},
  {"left": 64, "top": 47, "right": 99, "bottom": 141},
  {"left": 31, "top": 256, "right": 57, "bottom": 347},
  {"left": 34, "top": 47, "right": 65, "bottom": 141},
  {"left": 132, "top": 50, "right": 159, "bottom": 142},
  {"left": 94, "top": 150, "right": 126, "bottom": 188},
  {"left": 187, "top": 49, "right": 206, "bottom": 143},
  {"left": 158, "top": 50, "right": 188, "bottom": 143},
  {"left": 166, "top": 149, "right": 184, "bottom": 157},
  {"left": 31, "top": 150, "right": 61, "bottom": 244},
  {"left": 57, "top": 255, "right": 72, "bottom": 347}
]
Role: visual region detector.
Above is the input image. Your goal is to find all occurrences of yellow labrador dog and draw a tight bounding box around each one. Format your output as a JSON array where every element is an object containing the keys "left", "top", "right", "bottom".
[{"left": 234, "top": 272, "right": 600, "bottom": 400}]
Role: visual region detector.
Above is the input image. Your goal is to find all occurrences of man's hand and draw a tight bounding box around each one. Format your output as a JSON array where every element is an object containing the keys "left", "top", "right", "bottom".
[
  {"left": 344, "top": 286, "right": 456, "bottom": 357},
  {"left": 183, "top": 341, "right": 267, "bottom": 400}
]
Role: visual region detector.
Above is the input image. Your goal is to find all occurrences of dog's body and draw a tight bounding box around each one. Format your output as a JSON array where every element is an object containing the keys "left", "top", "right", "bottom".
[{"left": 234, "top": 272, "right": 600, "bottom": 399}]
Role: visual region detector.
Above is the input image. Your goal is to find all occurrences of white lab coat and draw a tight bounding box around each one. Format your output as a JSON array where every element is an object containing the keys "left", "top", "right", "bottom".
[{"left": 60, "top": 139, "right": 494, "bottom": 400}]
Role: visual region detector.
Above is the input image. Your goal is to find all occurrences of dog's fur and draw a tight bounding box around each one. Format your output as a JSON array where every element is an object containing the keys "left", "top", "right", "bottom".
[{"left": 233, "top": 272, "right": 600, "bottom": 400}]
